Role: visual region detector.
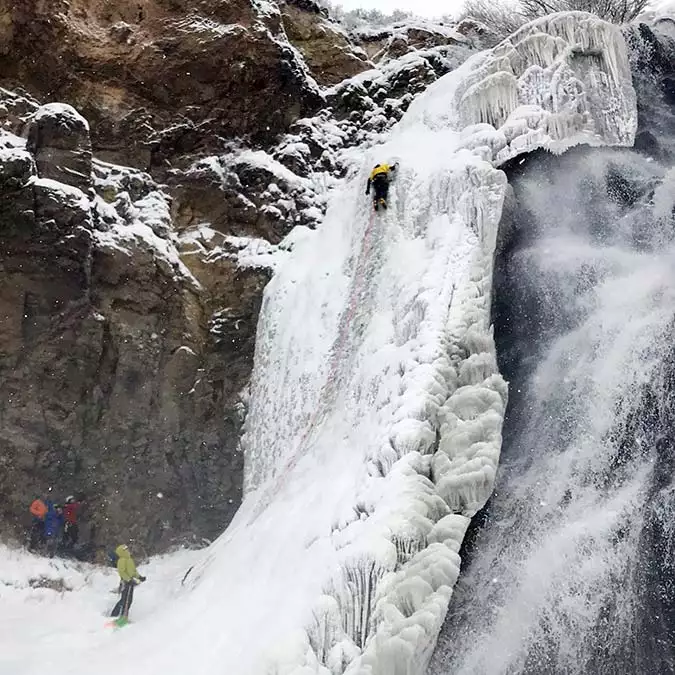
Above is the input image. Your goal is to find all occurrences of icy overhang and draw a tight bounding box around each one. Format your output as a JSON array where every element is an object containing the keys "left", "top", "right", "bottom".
[{"left": 404, "top": 11, "right": 638, "bottom": 164}]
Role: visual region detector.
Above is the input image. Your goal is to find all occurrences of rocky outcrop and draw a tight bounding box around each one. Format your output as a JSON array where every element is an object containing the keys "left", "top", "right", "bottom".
[
  {"left": 0, "top": 0, "right": 324, "bottom": 170},
  {"left": 351, "top": 21, "right": 469, "bottom": 64},
  {"left": 454, "top": 17, "right": 501, "bottom": 48},
  {"left": 26, "top": 104, "right": 92, "bottom": 191},
  {"left": 169, "top": 152, "right": 323, "bottom": 243},
  {"left": 278, "top": 0, "right": 371, "bottom": 85},
  {"left": 0, "top": 101, "right": 267, "bottom": 554}
]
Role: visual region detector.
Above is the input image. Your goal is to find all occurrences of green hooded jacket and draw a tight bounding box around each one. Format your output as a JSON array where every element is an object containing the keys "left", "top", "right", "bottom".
[{"left": 115, "top": 544, "right": 140, "bottom": 583}]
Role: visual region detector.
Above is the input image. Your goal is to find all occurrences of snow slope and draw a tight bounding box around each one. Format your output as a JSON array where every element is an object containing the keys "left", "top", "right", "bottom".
[
  {"left": 0, "top": 544, "right": 203, "bottom": 674},
  {"left": 1, "top": 12, "right": 637, "bottom": 675}
]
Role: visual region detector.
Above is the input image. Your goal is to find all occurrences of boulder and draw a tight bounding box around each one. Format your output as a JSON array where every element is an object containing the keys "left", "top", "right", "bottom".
[{"left": 26, "top": 103, "right": 92, "bottom": 191}]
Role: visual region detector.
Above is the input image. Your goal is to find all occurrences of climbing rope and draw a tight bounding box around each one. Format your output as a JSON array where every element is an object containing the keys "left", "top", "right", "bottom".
[{"left": 248, "top": 203, "right": 381, "bottom": 523}]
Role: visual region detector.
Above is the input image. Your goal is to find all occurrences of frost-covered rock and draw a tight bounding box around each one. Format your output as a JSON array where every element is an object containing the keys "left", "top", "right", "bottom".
[
  {"left": 0, "top": 126, "right": 255, "bottom": 554},
  {"left": 92, "top": 158, "right": 157, "bottom": 204},
  {"left": 328, "top": 45, "right": 471, "bottom": 133},
  {"left": 454, "top": 17, "right": 501, "bottom": 49},
  {"left": 352, "top": 21, "right": 469, "bottom": 64},
  {"left": 0, "top": 87, "right": 39, "bottom": 135},
  {"left": 26, "top": 103, "right": 93, "bottom": 191},
  {"left": 0, "top": 147, "right": 35, "bottom": 191},
  {"left": 171, "top": 150, "right": 325, "bottom": 242}
]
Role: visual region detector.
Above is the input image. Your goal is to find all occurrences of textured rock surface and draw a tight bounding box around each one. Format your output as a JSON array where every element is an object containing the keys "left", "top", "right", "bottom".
[
  {"left": 0, "top": 127, "right": 269, "bottom": 553},
  {"left": 169, "top": 152, "right": 323, "bottom": 243},
  {"left": 26, "top": 104, "right": 93, "bottom": 190},
  {"left": 352, "top": 21, "right": 469, "bottom": 64},
  {"left": 278, "top": 0, "right": 371, "bottom": 85},
  {"left": 0, "top": 0, "right": 323, "bottom": 170}
]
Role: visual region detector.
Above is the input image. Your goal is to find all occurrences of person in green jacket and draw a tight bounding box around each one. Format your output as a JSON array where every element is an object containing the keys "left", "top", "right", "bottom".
[{"left": 110, "top": 544, "right": 146, "bottom": 624}]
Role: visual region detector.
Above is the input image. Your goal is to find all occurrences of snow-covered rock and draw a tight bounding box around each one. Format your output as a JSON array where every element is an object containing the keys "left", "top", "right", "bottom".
[
  {"left": 171, "top": 150, "right": 325, "bottom": 243},
  {"left": 26, "top": 102, "right": 93, "bottom": 191},
  {"left": 352, "top": 20, "right": 469, "bottom": 64},
  {"left": 0, "top": 123, "right": 256, "bottom": 554}
]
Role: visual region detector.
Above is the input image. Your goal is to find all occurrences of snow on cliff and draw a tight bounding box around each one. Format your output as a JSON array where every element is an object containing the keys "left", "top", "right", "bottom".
[{"left": 1, "top": 12, "right": 637, "bottom": 675}]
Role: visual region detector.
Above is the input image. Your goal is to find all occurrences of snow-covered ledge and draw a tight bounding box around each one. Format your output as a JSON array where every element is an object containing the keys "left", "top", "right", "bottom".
[
  {"left": 166, "top": 12, "right": 636, "bottom": 675},
  {"left": 409, "top": 11, "right": 636, "bottom": 163}
]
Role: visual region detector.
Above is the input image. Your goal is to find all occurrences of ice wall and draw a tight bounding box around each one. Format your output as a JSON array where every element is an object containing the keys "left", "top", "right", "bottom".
[{"left": 236, "top": 12, "right": 638, "bottom": 675}]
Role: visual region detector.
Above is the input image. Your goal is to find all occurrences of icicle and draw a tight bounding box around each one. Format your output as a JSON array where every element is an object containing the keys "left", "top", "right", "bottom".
[
  {"left": 459, "top": 71, "right": 519, "bottom": 129},
  {"left": 336, "top": 556, "right": 393, "bottom": 649}
]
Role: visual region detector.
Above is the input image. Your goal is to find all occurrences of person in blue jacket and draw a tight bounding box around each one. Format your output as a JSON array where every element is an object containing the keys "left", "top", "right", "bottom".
[{"left": 43, "top": 500, "right": 64, "bottom": 558}]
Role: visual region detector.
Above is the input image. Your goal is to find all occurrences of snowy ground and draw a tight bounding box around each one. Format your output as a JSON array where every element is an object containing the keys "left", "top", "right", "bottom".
[
  {"left": 1, "top": 12, "right": 639, "bottom": 675},
  {"left": 0, "top": 544, "right": 203, "bottom": 674}
]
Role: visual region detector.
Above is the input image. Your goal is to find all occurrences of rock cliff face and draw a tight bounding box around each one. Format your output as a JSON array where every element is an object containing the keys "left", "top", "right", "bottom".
[
  {"left": 0, "top": 100, "right": 277, "bottom": 554},
  {"left": 0, "top": 0, "right": 324, "bottom": 164},
  {"left": 0, "top": 0, "right": 473, "bottom": 554},
  {"left": 278, "top": 0, "right": 371, "bottom": 85},
  {"left": 351, "top": 21, "right": 469, "bottom": 63}
]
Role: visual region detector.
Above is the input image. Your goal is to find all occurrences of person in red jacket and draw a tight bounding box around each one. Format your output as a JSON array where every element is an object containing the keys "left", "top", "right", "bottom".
[{"left": 62, "top": 495, "right": 83, "bottom": 552}]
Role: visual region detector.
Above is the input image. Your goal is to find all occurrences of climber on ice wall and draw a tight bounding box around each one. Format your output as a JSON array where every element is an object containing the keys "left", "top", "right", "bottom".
[{"left": 366, "top": 163, "right": 397, "bottom": 211}]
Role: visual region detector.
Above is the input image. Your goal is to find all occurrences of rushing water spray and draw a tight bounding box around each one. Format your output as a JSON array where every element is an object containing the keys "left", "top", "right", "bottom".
[{"left": 429, "top": 142, "right": 675, "bottom": 674}]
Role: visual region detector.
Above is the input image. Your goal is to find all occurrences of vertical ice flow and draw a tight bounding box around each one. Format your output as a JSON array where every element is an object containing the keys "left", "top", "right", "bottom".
[
  {"left": 54, "top": 13, "right": 636, "bottom": 675},
  {"left": 238, "top": 12, "right": 637, "bottom": 675}
]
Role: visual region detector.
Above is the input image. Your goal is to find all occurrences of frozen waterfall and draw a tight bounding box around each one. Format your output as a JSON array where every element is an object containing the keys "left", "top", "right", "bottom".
[
  {"left": 233, "top": 12, "right": 637, "bottom": 675},
  {"left": 21, "top": 12, "right": 639, "bottom": 675}
]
